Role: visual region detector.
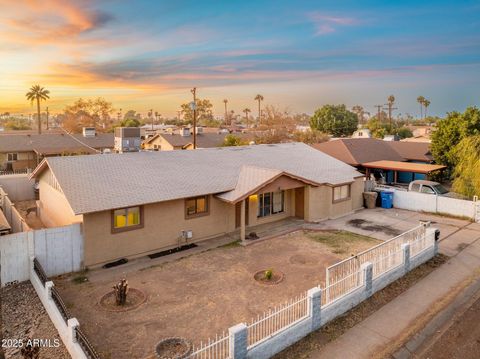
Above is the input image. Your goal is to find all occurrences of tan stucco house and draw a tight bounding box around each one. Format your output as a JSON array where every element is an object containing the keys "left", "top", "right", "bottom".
[
  {"left": 31, "top": 142, "right": 364, "bottom": 267},
  {"left": 0, "top": 131, "right": 114, "bottom": 172}
]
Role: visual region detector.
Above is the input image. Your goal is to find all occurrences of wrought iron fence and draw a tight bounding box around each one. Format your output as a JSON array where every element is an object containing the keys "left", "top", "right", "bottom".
[
  {"left": 189, "top": 332, "right": 230, "bottom": 359},
  {"left": 247, "top": 292, "right": 309, "bottom": 348},
  {"left": 51, "top": 286, "right": 71, "bottom": 324},
  {"left": 75, "top": 327, "right": 101, "bottom": 359},
  {"left": 33, "top": 257, "right": 48, "bottom": 286}
]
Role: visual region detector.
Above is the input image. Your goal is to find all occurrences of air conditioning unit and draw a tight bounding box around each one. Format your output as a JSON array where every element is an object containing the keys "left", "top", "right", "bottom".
[
  {"left": 181, "top": 230, "right": 193, "bottom": 240},
  {"left": 82, "top": 127, "right": 96, "bottom": 138}
]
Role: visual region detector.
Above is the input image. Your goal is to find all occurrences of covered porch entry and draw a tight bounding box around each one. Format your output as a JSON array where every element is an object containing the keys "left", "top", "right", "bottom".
[{"left": 217, "top": 165, "right": 318, "bottom": 242}]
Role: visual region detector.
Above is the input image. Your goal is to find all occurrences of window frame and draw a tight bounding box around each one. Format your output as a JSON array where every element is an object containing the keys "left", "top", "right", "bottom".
[
  {"left": 111, "top": 206, "right": 144, "bottom": 233},
  {"left": 257, "top": 191, "right": 285, "bottom": 218},
  {"left": 332, "top": 184, "right": 351, "bottom": 203},
  {"left": 7, "top": 153, "right": 18, "bottom": 162},
  {"left": 185, "top": 195, "right": 210, "bottom": 219}
]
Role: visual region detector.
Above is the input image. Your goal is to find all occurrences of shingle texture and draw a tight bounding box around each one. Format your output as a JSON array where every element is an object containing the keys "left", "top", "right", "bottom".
[
  {"left": 38, "top": 142, "right": 362, "bottom": 215},
  {"left": 0, "top": 133, "right": 114, "bottom": 153},
  {"left": 312, "top": 138, "right": 405, "bottom": 166}
]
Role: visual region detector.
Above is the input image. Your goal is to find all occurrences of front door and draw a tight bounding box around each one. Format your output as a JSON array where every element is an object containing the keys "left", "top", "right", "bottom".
[
  {"left": 235, "top": 200, "right": 249, "bottom": 228},
  {"left": 295, "top": 187, "right": 305, "bottom": 219}
]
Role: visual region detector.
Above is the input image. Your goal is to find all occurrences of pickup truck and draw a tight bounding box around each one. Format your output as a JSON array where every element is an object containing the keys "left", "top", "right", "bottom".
[{"left": 408, "top": 180, "right": 459, "bottom": 197}]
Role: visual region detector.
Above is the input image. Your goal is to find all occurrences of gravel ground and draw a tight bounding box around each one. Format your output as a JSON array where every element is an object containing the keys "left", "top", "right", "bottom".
[{"left": 1, "top": 282, "right": 70, "bottom": 359}]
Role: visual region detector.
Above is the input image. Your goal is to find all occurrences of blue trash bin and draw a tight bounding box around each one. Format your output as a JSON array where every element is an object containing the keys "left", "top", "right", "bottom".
[{"left": 380, "top": 191, "right": 394, "bottom": 209}]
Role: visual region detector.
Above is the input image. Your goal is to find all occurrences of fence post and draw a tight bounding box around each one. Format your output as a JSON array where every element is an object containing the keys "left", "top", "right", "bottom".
[
  {"left": 308, "top": 287, "right": 322, "bottom": 330},
  {"left": 45, "top": 281, "right": 54, "bottom": 299},
  {"left": 434, "top": 228, "right": 440, "bottom": 255},
  {"left": 67, "top": 318, "right": 80, "bottom": 343},
  {"left": 362, "top": 262, "right": 373, "bottom": 298},
  {"left": 402, "top": 243, "right": 411, "bottom": 273},
  {"left": 229, "top": 323, "right": 248, "bottom": 359}
]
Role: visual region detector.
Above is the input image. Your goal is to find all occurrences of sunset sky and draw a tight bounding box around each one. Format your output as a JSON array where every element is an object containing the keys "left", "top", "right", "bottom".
[{"left": 0, "top": 0, "right": 479, "bottom": 117}]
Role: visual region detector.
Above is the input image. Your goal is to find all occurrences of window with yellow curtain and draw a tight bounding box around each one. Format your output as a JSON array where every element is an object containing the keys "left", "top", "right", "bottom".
[
  {"left": 185, "top": 195, "right": 209, "bottom": 218},
  {"left": 113, "top": 206, "right": 142, "bottom": 231}
]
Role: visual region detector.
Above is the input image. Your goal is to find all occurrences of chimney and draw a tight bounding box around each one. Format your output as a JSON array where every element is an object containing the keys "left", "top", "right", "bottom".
[{"left": 82, "top": 127, "right": 96, "bottom": 138}]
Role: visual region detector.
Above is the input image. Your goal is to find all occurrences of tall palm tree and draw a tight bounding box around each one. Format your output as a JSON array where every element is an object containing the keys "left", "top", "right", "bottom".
[
  {"left": 417, "top": 96, "right": 425, "bottom": 119},
  {"left": 223, "top": 99, "right": 228, "bottom": 125},
  {"left": 352, "top": 105, "right": 364, "bottom": 125},
  {"left": 243, "top": 108, "right": 251, "bottom": 128},
  {"left": 423, "top": 99, "right": 430, "bottom": 119},
  {"left": 254, "top": 94, "right": 264, "bottom": 125},
  {"left": 26, "top": 85, "right": 50, "bottom": 134}
]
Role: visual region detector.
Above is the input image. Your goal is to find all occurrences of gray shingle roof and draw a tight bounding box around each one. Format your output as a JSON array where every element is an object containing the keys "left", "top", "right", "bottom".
[
  {"left": 0, "top": 133, "right": 114, "bottom": 153},
  {"left": 35, "top": 142, "right": 362, "bottom": 215},
  {"left": 158, "top": 132, "right": 246, "bottom": 148}
]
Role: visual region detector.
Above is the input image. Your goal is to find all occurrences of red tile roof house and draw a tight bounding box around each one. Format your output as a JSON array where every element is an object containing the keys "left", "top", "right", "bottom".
[
  {"left": 31, "top": 143, "right": 365, "bottom": 267},
  {"left": 312, "top": 138, "right": 442, "bottom": 184}
]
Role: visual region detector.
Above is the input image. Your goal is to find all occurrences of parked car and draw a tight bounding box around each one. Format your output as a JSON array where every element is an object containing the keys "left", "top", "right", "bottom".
[{"left": 408, "top": 180, "right": 460, "bottom": 198}]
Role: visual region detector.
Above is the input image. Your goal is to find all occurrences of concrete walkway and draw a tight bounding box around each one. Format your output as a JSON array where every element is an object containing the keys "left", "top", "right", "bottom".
[{"left": 308, "top": 222, "right": 480, "bottom": 359}]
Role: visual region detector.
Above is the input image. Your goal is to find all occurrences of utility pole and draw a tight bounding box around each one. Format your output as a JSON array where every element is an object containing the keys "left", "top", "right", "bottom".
[
  {"left": 191, "top": 87, "right": 197, "bottom": 149},
  {"left": 383, "top": 102, "right": 398, "bottom": 131},
  {"left": 46, "top": 106, "right": 49, "bottom": 130},
  {"left": 374, "top": 105, "right": 383, "bottom": 122}
]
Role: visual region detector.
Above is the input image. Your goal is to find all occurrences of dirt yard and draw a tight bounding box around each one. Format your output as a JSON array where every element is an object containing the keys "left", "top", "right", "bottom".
[
  {"left": 14, "top": 200, "right": 44, "bottom": 229},
  {"left": 55, "top": 230, "right": 380, "bottom": 359}
]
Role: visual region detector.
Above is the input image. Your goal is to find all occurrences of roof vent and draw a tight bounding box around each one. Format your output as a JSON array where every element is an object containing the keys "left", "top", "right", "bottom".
[{"left": 180, "top": 127, "right": 191, "bottom": 137}]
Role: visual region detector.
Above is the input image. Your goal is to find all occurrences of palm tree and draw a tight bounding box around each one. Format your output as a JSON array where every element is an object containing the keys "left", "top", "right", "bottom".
[
  {"left": 254, "top": 94, "right": 264, "bottom": 125},
  {"left": 243, "top": 108, "right": 251, "bottom": 128},
  {"left": 417, "top": 96, "right": 425, "bottom": 119},
  {"left": 223, "top": 99, "right": 228, "bottom": 125},
  {"left": 352, "top": 105, "right": 364, "bottom": 125},
  {"left": 423, "top": 99, "right": 430, "bottom": 119},
  {"left": 26, "top": 85, "right": 50, "bottom": 134}
]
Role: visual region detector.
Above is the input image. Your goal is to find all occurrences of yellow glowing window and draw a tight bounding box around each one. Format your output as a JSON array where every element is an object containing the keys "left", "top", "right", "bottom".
[
  {"left": 113, "top": 206, "right": 141, "bottom": 229},
  {"left": 185, "top": 196, "right": 209, "bottom": 217}
]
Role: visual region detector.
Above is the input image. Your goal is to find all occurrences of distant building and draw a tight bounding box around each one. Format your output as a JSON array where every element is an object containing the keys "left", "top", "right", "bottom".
[
  {"left": 114, "top": 127, "right": 141, "bottom": 153},
  {"left": 143, "top": 127, "right": 249, "bottom": 151},
  {"left": 351, "top": 128, "right": 372, "bottom": 138},
  {"left": 0, "top": 129, "right": 114, "bottom": 172}
]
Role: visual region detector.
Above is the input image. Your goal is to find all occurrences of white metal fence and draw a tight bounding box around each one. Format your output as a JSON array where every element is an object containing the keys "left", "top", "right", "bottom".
[
  {"left": 189, "top": 332, "right": 230, "bottom": 359},
  {"left": 247, "top": 292, "right": 309, "bottom": 348},
  {"left": 325, "top": 224, "right": 427, "bottom": 302}
]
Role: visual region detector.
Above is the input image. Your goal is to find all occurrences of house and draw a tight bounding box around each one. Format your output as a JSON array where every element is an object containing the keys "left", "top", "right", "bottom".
[
  {"left": 312, "top": 138, "right": 443, "bottom": 184},
  {"left": 143, "top": 127, "right": 247, "bottom": 151},
  {"left": 0, "top": 130, "right": 114, "bottom": 172},
  {"left": 31, "top": 142, "right": 364, "bottom": 267},
  {"left": 351, "top": 128, "right": 372, "bottom": 138}
]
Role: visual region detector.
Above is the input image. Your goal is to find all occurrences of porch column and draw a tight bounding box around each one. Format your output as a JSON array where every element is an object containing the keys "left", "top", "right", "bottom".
[{"left": 240, "top": 198, "right": 246, "bottom": 243}]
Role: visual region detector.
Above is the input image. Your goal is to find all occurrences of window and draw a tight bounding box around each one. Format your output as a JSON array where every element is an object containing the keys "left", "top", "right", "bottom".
[
  {"left": 410, "top": 183, "right": 421, "bottom": 192},
  {"left": 185, "top": 195, "right": 209, "bottom": 218},
  {"left": 258, "top": 191, "right": 284, "bottom": 218},
  {"left": 7, "top": 153, "right": 17, "bottom": 162},
  {"left": 333, "top": 184, "right": 350, "bottom": 202},
  {"left": 112, "top": 206, "right": 143, "bottom": 232},
  {"left": 421, "top": 185, "right": 435, "bottom": 194}
]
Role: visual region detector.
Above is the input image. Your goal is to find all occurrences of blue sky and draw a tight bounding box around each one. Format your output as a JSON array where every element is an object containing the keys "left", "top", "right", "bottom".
[{"left": 1, "top": 0, "right": 479, "bottom": 116}]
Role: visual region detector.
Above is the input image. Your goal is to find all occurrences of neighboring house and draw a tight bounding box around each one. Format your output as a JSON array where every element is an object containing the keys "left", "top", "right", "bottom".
[
  {"left": 143, "top": 127, "right": 246, "bottom": 150},
  {"left": 402, "top": 126, "right": 433, "bottom": 143},
  {"left": 0, "top": 130, "right": 114, "bottom": 172},
  {"left": 312, "top": 138, "right": 443, "bottom": 184},
  {"left": 351, "top": 128, "right": 372, "bottom": 138},
  {"left": 31, "top": 142, "right": 364, "bottom": 267}
]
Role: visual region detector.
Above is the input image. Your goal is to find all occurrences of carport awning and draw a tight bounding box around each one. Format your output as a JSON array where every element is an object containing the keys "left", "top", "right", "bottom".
[{"left": 362, "top": 160, "right": 446, "bottom": 174}]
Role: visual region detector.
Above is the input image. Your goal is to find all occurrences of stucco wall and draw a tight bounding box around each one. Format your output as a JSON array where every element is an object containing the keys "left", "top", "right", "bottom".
[
  {"left": 38, "top": 171, "right": 82, "bottom": 227},
  {"left": 305, "top": 177, "right": 364, "bottom": 222},
  {"left": 82, "top": 195, "right": 236, "bottom": 266},
  {"left": 144, "top": 136, "right": 177, "bottom": 151}
]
